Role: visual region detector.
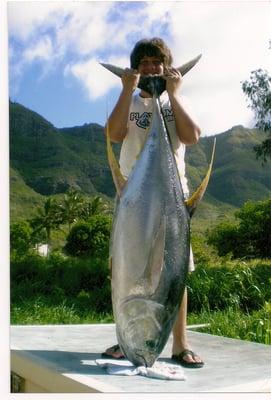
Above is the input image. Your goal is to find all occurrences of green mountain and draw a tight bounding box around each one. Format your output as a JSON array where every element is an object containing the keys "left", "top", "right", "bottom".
[
  {"left": 10, "top": 166, "right": 44, "bottom": 221},
  {"left": 9, "top": 101, "right": 271, "bottom": 228},
  {"left": 186, "top": 126, "right": 271, "bottom": 206}
]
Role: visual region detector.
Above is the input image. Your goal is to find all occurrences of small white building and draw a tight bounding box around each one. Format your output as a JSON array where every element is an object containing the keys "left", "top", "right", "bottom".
[{"left": 35, "top": 244, "right": 48, "bottom": 257}]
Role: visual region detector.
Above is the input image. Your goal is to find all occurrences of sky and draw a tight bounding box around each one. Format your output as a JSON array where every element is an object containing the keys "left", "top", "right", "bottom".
[{"left": 7, "top": 0, "right": 271, "bottom": 136}]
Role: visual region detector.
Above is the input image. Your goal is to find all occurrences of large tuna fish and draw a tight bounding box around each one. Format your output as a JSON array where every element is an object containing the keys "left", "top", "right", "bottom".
[{"left": 102, "top": 57, "right": 215, "bottom": 367}]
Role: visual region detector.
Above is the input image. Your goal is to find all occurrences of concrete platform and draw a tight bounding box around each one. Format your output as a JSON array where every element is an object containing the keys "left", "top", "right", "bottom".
[{"left": 10, "top": 323, "right": 271, "bottom": 393}]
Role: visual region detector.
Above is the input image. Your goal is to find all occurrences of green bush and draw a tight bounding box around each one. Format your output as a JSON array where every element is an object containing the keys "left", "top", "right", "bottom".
[
  {"left": 191, "top": 233, "right": 219, "bottom": 264},
  {"left": 207, "top": 199, "right": 271, "bottom": 259},
  {"left": 187, "top": 259, "right": 271, "bottom": 313},
  {"left": 10, "top": 221, "right": 33, "bottom": 256},
  {"left": 10, "top": 252, "right": 47, "bottom": 283},
  {"left": 10, "top": 252, "right": 112, "bottom": 315},
  {"left": 11, "top": 250, "right": 271, "bottom": 321},
  {"left": 236, "top": 200, "right": 271, "bottom": 258},
  {"left": 64, "top": 214, "right": 112, "bottom": 257},
  {"left": 206, "top": 222, "right": 239, "bottom": 257}
]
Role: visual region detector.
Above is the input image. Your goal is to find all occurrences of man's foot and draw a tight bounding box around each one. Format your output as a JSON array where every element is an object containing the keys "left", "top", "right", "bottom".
[
  {"left": 101, "top": 344, "right": 125, "bottom": 359},
  {"left": 171, "top": 349, "right": 204, "bottom": 368}
]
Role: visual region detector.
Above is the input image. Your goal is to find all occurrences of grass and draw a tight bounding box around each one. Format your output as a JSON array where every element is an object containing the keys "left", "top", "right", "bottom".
[
  {"left": 187, "top": 304, "right": 271, "bottom": 345},
  {"left": 11, "top": 295, "right": 271, "bottom": 345},
  {"left": 11, "top": 296, "right": 113, "bottom": 325},
  {"left": 10, "top": 251, "right": 271, "bottom": 345}
]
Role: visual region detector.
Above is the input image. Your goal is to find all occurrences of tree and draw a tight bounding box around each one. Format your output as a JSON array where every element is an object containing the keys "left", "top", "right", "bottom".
[
  {"left": 206, "top": 222, "right": 239, "bottom": 258},
  {"left": 242, "top": 67, "right": 271, "bottom": 163},
  {"left": 58, "top": 189, "right": 84, "bottom": 232},
  {"left": 30, "top": 197, "right": 62, "bottom": 252},
  {"left": 64, "top": 214, "right": 112, "bottom": 257},
  {"left": 10, "top": 221, "right": 33, "bottom": 256},
  {"left": 80, "top": 195, "right": 110, "bottom": 220},
  {"left": 236, "top": 200, "right": 271, "bottom": 258}
]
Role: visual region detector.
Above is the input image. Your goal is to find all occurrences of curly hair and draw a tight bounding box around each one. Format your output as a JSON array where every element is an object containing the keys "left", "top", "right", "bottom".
[{"left": 130, "top": 37, "right": 173, "bottom": 70}]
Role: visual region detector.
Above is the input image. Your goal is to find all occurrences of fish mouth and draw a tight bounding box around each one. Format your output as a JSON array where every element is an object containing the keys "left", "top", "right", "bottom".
[
  {"left": 132, "top": 348, "right": 157, "bottom": 367},
  {"left": 122, "top": 342, "right": 158, "bottom": 367},
  {"left": 138, "top": 75, "right": 166, "bottom": 96}
]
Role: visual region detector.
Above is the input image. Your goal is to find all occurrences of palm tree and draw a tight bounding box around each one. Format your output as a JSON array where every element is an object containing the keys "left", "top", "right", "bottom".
[
  {"left": 58, "top": 189, "right": 84, "bottom": 232},
  {"left": 80, "top": 195, "right": 110, "bottom": 220},
  {"left": 31, "top": 197, "right": 62, "bottom": 253}
]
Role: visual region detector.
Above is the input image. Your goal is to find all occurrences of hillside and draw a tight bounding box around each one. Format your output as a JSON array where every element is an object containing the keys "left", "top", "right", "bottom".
[
  {"left": 10, "top": 167, "right": 45, "bottom": 221},
  {"left": 9, "top": 101, "right": 271, "bottom": 228},
  {"left": 186, "top": 126, "right": 271, "bottom": 205}
]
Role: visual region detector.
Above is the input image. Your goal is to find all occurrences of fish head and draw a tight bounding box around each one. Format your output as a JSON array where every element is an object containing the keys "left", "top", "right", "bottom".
[{"left": 117, "top": 297, "right": 167, "bottom": 367}]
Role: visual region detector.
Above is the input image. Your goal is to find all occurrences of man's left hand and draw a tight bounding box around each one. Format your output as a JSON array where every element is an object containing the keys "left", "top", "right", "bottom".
[{"left": 163, "top": 67, "right": 183, "bottom": 96}]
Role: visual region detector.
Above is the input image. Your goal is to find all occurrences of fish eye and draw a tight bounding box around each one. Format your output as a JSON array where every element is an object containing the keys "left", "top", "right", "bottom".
[{"left": 145, "top": 339, "right": 156, "bottom": 350}]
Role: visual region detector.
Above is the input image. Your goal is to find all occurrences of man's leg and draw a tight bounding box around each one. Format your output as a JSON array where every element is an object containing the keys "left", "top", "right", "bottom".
[
  {"left": 172, "top": 288, "right": 204, "bottom": 366},
  {"left": 102, "top": 344, "right": 124, "bottom": 359}
]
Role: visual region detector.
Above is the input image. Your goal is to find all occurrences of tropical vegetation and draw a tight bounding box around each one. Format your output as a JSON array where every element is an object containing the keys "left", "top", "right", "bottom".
[
  {"left": 10, "top": 191, "right": 271, "bottom": 345},
  {"left": 9, "top": 78, "right": 271, "bottom": 346}
]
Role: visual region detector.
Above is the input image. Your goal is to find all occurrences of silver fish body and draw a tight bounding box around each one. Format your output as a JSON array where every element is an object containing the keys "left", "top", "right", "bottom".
[{"left": 110, "top": 97, "right": 190, "bottom": 367}]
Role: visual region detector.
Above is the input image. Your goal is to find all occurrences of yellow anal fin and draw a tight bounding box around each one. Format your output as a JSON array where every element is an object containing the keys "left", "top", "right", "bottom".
[
  {"left": 106, "top": 122, "right": 127, "bottom": 197},
  {"left": 185, "top": 138, "right": 216, "bottom": 216}
]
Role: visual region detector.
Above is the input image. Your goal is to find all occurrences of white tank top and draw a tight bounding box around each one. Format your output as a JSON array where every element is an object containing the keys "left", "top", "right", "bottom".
[{"left": 119, "top": 92, "right": 190, "bottom": 195}]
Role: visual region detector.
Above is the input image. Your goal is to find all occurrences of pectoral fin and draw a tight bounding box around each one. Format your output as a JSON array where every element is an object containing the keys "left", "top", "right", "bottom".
[
  {"left": 185, "top": 138, "right": 216, "bottom": 216},
  {"left": 144, "top": 216, "right": 166, "bottom": 295},
  {"left": 106, "top": 122, "right": 127, "bottom": 196}
]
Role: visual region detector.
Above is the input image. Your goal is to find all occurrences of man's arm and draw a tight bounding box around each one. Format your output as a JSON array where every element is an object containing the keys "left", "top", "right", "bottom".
[
  {"left": 164, "top": 67, "right": 201, "bottom": 145},
  {"left": 105, "top": 69, "right": 140, "bottom": 143}
]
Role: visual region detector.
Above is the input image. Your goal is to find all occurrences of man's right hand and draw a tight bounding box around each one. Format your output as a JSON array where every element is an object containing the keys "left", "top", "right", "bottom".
[{"left": 121, "top": 68, "right": 140, "bottom": 93}]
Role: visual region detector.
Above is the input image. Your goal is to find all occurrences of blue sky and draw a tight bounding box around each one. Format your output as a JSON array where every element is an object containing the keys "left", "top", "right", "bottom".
[{"left": 7, "top": 0, "right": 271, "bottom": 135}]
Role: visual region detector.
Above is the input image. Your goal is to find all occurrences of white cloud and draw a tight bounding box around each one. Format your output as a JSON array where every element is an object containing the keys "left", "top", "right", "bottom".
[
  {"left": 54, "top": 2, "right": 113, "bottom": 56},
  {"left": 64, "top": 58, "right": 118, "bottom": 99},
  {"left": 166, "top": 1, "right": 271, "bottom": 134},
  {"left": 23, "top": 35, "right": 53, "bottom": 62},
  {"left": 64, "top": 54, "right": 130, "bottom": 100},
  {"left": 8, "top": 2, "right": 116, "bottom": 94},
  {"left": 8, "top": 2, "right": 71, "bottom": 41}
]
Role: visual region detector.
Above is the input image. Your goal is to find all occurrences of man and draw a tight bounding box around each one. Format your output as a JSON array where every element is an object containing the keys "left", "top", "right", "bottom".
[{"left": 102, "top": 37, "right": 204, "bottom": 368}]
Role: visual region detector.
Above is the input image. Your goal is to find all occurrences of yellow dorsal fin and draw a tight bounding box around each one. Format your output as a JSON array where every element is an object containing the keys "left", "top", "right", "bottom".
[
  {"left": 105, "top": 120, "right": 127, "bottom": 197},
  {"left": 185, "top": 138, "right": 216, "bottom": 216}
]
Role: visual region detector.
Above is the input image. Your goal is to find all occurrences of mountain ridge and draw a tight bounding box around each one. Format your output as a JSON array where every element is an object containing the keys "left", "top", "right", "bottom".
[{"left": 9, "top": 101, "right": 271, "bottom": 225}]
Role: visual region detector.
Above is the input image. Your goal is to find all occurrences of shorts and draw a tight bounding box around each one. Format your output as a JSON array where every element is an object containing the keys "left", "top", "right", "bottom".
[
  {"left": 184, "top": 193, "right": 195, "bottom": 273},
  {"left": 189, "top": 245, "right": 195, "bottom": 273}
]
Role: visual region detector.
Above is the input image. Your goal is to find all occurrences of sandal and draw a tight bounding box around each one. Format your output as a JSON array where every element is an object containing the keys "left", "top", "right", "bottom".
[
  {"left": 101, "top": 344, "right": 125, "bottom": 359},
  {"left": 171, "top": 349, "right": 204, "bottom": 368}
]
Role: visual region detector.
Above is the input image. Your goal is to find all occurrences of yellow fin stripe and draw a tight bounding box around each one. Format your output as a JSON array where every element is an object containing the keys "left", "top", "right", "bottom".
[
  {"left": 106, "top": 121, "right": 127, "bottom": 197},
  {"left": 185, "top": 138, "right": 216, "bottom": 213}
]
